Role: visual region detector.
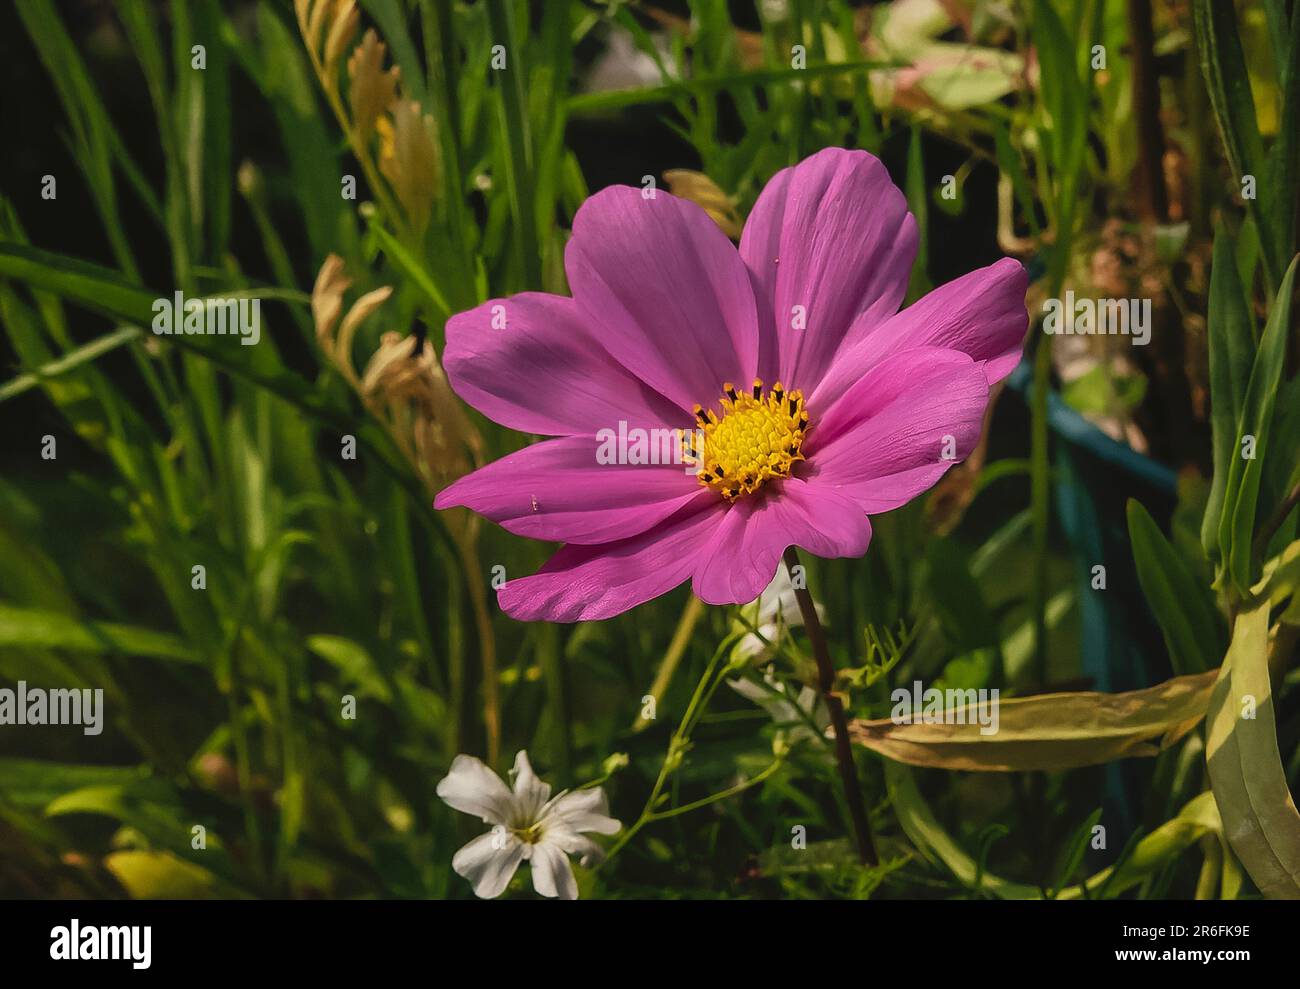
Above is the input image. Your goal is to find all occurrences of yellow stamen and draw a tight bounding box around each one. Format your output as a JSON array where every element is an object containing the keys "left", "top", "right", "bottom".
[
  {"left": 680, "top": 378, "right": 808, "bottom": 501},
  {"left": 511, "top": 822, "right": 545, "bottom": 844}
]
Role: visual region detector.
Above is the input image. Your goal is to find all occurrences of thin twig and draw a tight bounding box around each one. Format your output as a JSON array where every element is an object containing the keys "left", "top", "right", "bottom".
[
  {"left": 783, "top": 548, "right": 877, "bottom": 865},
  {"left": 1255, "top": 481, "right": 1300, "bottom": 562}
]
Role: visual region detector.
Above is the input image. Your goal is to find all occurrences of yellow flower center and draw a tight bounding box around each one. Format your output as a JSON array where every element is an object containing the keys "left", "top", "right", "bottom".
[
  {"left": 682, "top": 379, "right": 808, "bottom": 501},
  {"left": 510, "top": 822, "right": 545, "bottom": 845}
]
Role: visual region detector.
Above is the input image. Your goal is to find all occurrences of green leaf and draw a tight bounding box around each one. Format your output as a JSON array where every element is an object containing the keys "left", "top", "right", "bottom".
[
  {"left": 1031, "top": 0, "right": 1088, "bottom": 288},
  {"left": 45, "top": 780, "right": 252, "bottom": 894},
  {"left": 0, "top": 759, "right": 148, "bottom": 813},
  {"left": 1254, "top": 538, "right": 1300, "bottom": 607},
  {"left": 16, "top": 0, "right": 160, "bottom": 276},
  {"left": 364, "top": 216, "right": 452, "bottom": 318},
  {"left": 306, "top": 635, "right": 393, "bottom": 702},
  {"left": 887, "top": 762, "right": 1220, "bottom": 899},
  {"left": 1060, "top": 364, "right": 1147, "bottom": 418},
  {"left": 1202, "top": 227, "right": 1257, "bottom": 562},
  {"left": 0, "top": 326, "right": 142, "bottom": 404},
  {"left": 923, "top": 540, "right": 999, "bottom": 654},
  {"left": 565, "top": 60, "right": 900, "bottom": 114},
  {"left": 994, "top": 123, "right": 1041, "bottom": 239},
  {"left": 1128, "top": 500, "right": 1224, "bottom": 674},
  {"left": 0, "top": 603, "right": 197, "bottom": 663},
  {"left": 1218, "top": 256, "right": 1297, "bottom": 593},
  {"left": 104, "top": 849, "right": 235, "bottom": 899},
  {"left": 1192, "top": 0, "right": 1277, "bottom": 290},
  {"left": 0, "top": 243, "right": 446, "bottom": 546},
  {"left": 1263, "top": 6, "right": 1300, "bottom": 271},
  {"left": 485, "top": 0, "right": 539, "bottom": 288},
  {"left": 1260, "top": 376, "right": 1300, "bottom": 545},
  {"left": 0, "top": 243, "right": 157, "bottom": 326},
  {"left": 1205, "top": 600, "right": 1300, "bottom": 898},
  {"left": 1050, "top": 807, "right": 1103, "bottom": 896},
  {"left": 904, "top": 125, "right": 930, "bottom": 300}
]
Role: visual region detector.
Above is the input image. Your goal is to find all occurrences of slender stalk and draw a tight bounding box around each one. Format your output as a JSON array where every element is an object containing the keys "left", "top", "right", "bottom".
[
  {"left": 452, "top": 529, "right": 500, "bottom": 766},
  {"left": 485, "top": 0, "right": 541, "bottom": 288},
  {"left": 601, "top": 645, "right": 728, "bottom": 864},
  {"left": 537, "top": 622, "right": 571, "bottom": 786},
  {"left": 1254, "top": 481, "right": 1300, "bottom": 561},
  {"left": 1127, "top": 0, "right": 1169, "bottom": 223},
  {"left": 633, "top": 594, "right": 706, "bottom": 731},
  {"left": 1030, "top": 336, "right": 1051, "bottom": 690},
  {"left": 1267, "top": 618, "right": 1299, "bottom": 687},
  {"left": 782, "top": 548, "right": 877, "bottom": 865},
  {"left": 651, "top": 759, "right": 784, "bottom": 821}
]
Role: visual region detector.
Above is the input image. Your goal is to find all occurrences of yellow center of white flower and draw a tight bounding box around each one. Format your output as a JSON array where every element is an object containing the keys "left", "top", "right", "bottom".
[
  {"left": 511, "top": 821, "right": 545, "bottom": 845},
  {"left": 682, "top": 379, "right": 808, "bottom": 501}
]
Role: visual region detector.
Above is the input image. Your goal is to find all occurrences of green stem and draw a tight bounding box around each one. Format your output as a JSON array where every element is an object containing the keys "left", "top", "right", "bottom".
[
  {"left": 782, "top": 548, "right": 877, "bottom": 865},
  {"left": 1031, "top": 338, "right": 1051, "bottom": 690},
  {"left": 633, "top": 595, "right": 706, "bottom": 731},
  {"left": 650, "top": 759, "right": 784, "bottom": 821},
  {"left": 538, "top": 622, "right": 570, "bottom": 786},
  {"left": 485, "top": 0, "right": 540, "bottom": 288},
  {"left": 600, "top": 639, "right": 731, "bottom": 866}
]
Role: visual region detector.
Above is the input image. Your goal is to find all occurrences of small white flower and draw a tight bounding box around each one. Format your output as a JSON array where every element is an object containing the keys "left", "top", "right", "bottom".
[
  {"left": 729, "top": 673, "right": 829, "bottom": 745},
  {"left": 733, "top": 568, "right": 825, "bottom": 662},
  {"left": 437, "top": 750, "right": 621, "bottom": 900}
]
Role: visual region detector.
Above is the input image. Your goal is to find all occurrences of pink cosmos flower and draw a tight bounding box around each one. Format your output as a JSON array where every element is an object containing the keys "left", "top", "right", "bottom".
[{"left": 434, "top": 148, "right": 1028, "bottom": 622}]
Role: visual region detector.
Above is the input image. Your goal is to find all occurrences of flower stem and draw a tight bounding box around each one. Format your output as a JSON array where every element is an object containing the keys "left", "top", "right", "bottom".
[
  {"left": 601, "top": 638, "right": 732, "bottom": 867},
  {"left": 782, "top": 547, "right": 877, "bottom": 866},
  {"left": 633, "top": 594, "right": 706, "bottom": 732}
]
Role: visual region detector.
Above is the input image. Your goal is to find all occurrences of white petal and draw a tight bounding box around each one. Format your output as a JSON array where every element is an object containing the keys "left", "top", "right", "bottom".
[
  {"left": 731, "top": 674, "right": 802, "bottom": 727},
  {"left": 451, "top": 831, "right": 524, "bottom": 899},
  {"left": 529, "top": 841, "right": 579, "bottom": 900},
  {"left": 798, "top": 686, "right": 832, "bottom": 732},
  {"left": 747, "top": 566, "right": 825, "bottom": 635},
  {"left": 796, "top": 686, "right": 820, "bottom": 715},
  {"left": 436, "top": 754, "right": 516, "bottom": 825},
  {"left": 754, "top": 571, "right": 791, "bottom": 625},
  {"left": 728, "top": 676, "right": 769, "bottom": 704},
  {"left": 509, "top": 750, "right": 552, "bottom": 821},
  {"left": 548, "top": 832, "right": 604, "bottom": 867},
  {"left": 543, "top": 787, "right": 621, "bottom": 835},
  {"left": 737, "top": 621, "right": 783, "bottom": 662}
]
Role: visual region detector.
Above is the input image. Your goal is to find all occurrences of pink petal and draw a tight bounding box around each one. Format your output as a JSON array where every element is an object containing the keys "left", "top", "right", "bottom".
[
  {"left": 443, "top": 292, "right": 686, "bottom": 436},
  {"left": 811, "top": 257, "right": 1028, "bottom": 411},
  {"left": 806, "top": 346, "right": 979, "bottom": 451},
  {"left": 739, "top": 148, "right": 917, "bottom": 391},
  {"left": 566, "top": 186, "right": 760, "bottom": 413},
  {"left": 691, "top": 478, "right": 872, "bottom": 605},
  {"left": 804, "top": 348, "right": 989, "bottom": 514},
  {"left": 434, "top": 435, "right": 701, "bottom": 545},
  {"left": 498, "top": 494, "right": 724, "bottom": 622}
]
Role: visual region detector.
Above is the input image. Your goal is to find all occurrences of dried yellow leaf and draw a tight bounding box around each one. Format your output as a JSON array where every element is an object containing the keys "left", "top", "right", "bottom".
[
  {"left": 347, "top": 29, "right": 400, "bottom": 141},
  {"left": 378, "top": 100, "right": 439, "bottom": 233},
  {"left": 663, "top": 170, "right": 743, "bottom": 239},
  {"left": 848, "top": 670, "right": 1218, "bottom": 771}
]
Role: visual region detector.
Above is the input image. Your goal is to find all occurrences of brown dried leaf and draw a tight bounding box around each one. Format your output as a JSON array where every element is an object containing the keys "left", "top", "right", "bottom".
[
  {"left": 347, "top": 29, "right": 400, "bottom": 141},
  {"left": 378, "top": 100, "right": 438, "bottom": 232},
  {"left": 311, "top": 253, "right": 351, "bottom": 348},
  {"left": 323, "top": 0, "right": 359, "bottom": 78},
  {"left": 663, "top": 170, "right": 743, "bottom": 240},
  {"left": 848, "top": 670, "right": 1218, "bottom": 772}
]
